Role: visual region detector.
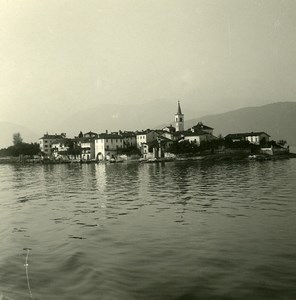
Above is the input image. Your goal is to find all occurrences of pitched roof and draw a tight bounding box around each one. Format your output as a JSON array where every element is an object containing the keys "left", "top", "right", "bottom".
[
  {"left": 39, "top": 133, "right": 66, "bottom": 140},
  {"left": 191, "top": 122, "right": 213, "bottom": 130},
  {"left": 79, "top": 137, "right": 95, "bottom": 143},
  {"left": 84, "top": 131, "right": 99, "bottom": 137},
  {"left": 158, "top": 136, "right": 173, "bottom": 142},
  {"left": 162, "top": 125, "right": 176, "bottom": 133},
  {"left": 98, "top": 133, "right": 123, "bottom": 139},
  {"left": 144, "top": 136, "right": 172, "bottom": 147},
  {"left": 50, "top": 138, "right": 71, "bottom": 144},
  {"left": 120, "top": 132, "right": 136, "bottom": 137},
  {"left": 225, "top": 132, "right": 270, "bottom": 139},
  {"left": 136, "top": 129, "right": 157, "bottom": 135},
  {"left": 182, "top": 130, "right": 209, "bottom": 137}
]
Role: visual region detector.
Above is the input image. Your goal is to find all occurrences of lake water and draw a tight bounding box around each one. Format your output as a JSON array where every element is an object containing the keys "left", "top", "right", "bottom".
[{"left": 0, "top": 159, "right": 296, "bottom": 300}]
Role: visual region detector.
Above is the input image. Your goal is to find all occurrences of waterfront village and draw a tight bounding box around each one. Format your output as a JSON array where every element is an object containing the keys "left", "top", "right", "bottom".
[{"left": 34, "top": 101, "right": 290, "bottom": 164}]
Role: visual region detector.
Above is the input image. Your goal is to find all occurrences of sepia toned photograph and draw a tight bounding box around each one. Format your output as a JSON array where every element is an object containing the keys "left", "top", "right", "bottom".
[{"left": 0, "top": 0, "right": 296, "bottom": 299}]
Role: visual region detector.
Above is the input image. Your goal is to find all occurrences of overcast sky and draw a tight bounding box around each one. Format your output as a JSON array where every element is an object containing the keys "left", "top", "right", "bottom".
[{"left": 0, "top": 0, "right": 295, "bottom": 131}]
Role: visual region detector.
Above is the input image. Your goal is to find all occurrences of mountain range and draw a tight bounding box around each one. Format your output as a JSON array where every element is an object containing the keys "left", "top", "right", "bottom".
[
  {"left": 1, "top": 101, "right": 296, "bottom": 149},
  {"left": 187, "top": 102, "right": 296, "bottom": 145}
]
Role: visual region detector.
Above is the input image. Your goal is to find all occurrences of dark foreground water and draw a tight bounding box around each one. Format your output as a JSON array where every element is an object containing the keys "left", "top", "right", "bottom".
[{"left": 0, "top": 159, "right": 296, "bottom": 300}]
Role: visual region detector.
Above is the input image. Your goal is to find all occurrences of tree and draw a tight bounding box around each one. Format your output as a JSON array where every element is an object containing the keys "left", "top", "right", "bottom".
[
  {"left": 5, "top": 142, "right": 40, "bottom": 157},
  {"left": 66, "top": 140, "right": 82, "bottom": 156},
  {"left": 277, "top": 140, "right": 287, "bottom": 146},
  {"left": 167, "top": 140, "right": 199, "bottom": 155},
  {"left": 13, "top": 132, "right": 23, "bottom": 145}
]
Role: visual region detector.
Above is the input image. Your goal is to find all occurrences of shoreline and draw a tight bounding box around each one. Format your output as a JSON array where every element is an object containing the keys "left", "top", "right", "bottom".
[{"left": 1, "top": 152, "right": 295, "bottom": 165}]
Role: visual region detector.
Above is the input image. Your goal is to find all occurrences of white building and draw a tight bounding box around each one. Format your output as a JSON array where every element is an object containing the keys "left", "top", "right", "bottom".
[
  {"left": 142, "top": 136, "right": 173, "bottom": 159},
  {"left": 136, "top": 130, "right": 159, "bottom": 149},
  {"left": 80, "top": 139, "right": 96, "bottom": 160},
  {"left": 225, "top": 132, "right": 270, "bottom": 145},
  {"left": 51, "top": 140, "right": 69, "bottom": 159},
  {"left": 73, "top": 132, "right": 99, "bottom": 161},
  {"left": 39, "top": 133, "right": 67, "bottom": 157},
  {"left": 95, "top": 133, "right": 123, "bottom": 160},
  {"left": 181, "top": 130, "right": 216, "bottom": 145}
]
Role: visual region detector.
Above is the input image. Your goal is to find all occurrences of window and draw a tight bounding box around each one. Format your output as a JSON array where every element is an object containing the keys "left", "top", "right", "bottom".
[{"left": 180, "top": 118, "right": 183, "bottom": 122}]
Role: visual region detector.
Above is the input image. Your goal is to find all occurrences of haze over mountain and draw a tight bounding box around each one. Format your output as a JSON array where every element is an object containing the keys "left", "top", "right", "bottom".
[
  {"left": 1, "top": 1, "right": 296, "bottom": 138},
  {"left": 1, "top": 99, "right": 200, "bottom": 148},
  {"left": 52, "top": 99, "right": 205, "bottom": 137},
  {"left": 187, "top": 102, "right": 296, "bottom": 145},
  {"left": 1, "top": 101, "right": 296, "bottom": 148}
]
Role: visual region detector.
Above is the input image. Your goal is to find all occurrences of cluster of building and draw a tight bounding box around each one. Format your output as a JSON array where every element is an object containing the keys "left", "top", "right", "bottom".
[{"left": 39, "top": 101, "right": 272, "bottom": 161}]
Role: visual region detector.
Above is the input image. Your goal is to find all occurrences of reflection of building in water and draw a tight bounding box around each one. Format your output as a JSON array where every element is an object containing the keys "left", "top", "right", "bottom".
[
  {"left": 173, "top": 165, "right": 191, "bottom": 222},
  {"left": 94, "top": 164, "right": 107, "bottom": 222},
  {"left": 95, "top": 164, "right": 107, "bottom": 191},
  {"left": 138, "top": 164, "right": 152, "bottom": 207},
  {"left": 95, "top": 163, "right": 141, "bottom": 220}
]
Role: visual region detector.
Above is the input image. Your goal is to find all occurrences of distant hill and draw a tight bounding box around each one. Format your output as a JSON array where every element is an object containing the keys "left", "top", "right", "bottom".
[
  {"left": 53, "top": 99, "right": 202, "bottom": 137},
  {"left": 0, "top": 122, "right": 39, "bottom": 149},
  {"left": 186, "top": 102, "right": 296, "bottom": 145},
  {"left": 2, "top": 101, "right": 295, "bottom": 148}
]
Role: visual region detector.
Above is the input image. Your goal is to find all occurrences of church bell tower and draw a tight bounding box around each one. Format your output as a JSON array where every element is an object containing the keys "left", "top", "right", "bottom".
[{"left": 175, "top": 101, "right": 184, "bottom": 132}]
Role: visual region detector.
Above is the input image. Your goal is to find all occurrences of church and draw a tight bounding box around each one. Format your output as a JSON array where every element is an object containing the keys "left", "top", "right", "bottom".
[{"left": 162, "top": 101, "right": 216, "bottom": 145}]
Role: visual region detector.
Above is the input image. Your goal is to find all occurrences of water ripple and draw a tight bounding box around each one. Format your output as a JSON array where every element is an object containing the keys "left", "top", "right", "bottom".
[{"left": 0, "top": 160, "right": 296, "bottom": 299}]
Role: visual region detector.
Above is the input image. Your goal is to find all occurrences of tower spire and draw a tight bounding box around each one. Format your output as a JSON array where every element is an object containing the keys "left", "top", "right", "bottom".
[
  {"left": 177, "top": 100, "right": 182, "bottom": 114},
  {"left": 175, "top": 100, "right": 184, "bottom": 132}
]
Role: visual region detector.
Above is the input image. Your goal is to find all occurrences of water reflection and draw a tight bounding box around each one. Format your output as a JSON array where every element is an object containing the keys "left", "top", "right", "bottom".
[{"left": 0, "top": 160, "right": 296, "bottom": 299}]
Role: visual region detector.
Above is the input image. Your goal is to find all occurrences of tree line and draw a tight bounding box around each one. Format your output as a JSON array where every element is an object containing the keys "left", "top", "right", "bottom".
[
  {"left": 0, "top": 133, "right": 40, "bottom": 157},
  {"left": 167, "top": 137, "right": 286, "bottom": 155}
]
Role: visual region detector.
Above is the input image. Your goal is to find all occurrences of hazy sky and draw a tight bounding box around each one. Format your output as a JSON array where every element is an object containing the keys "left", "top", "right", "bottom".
[{"left": 0, "top": 0, "right": 295, "bottom": 132}]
